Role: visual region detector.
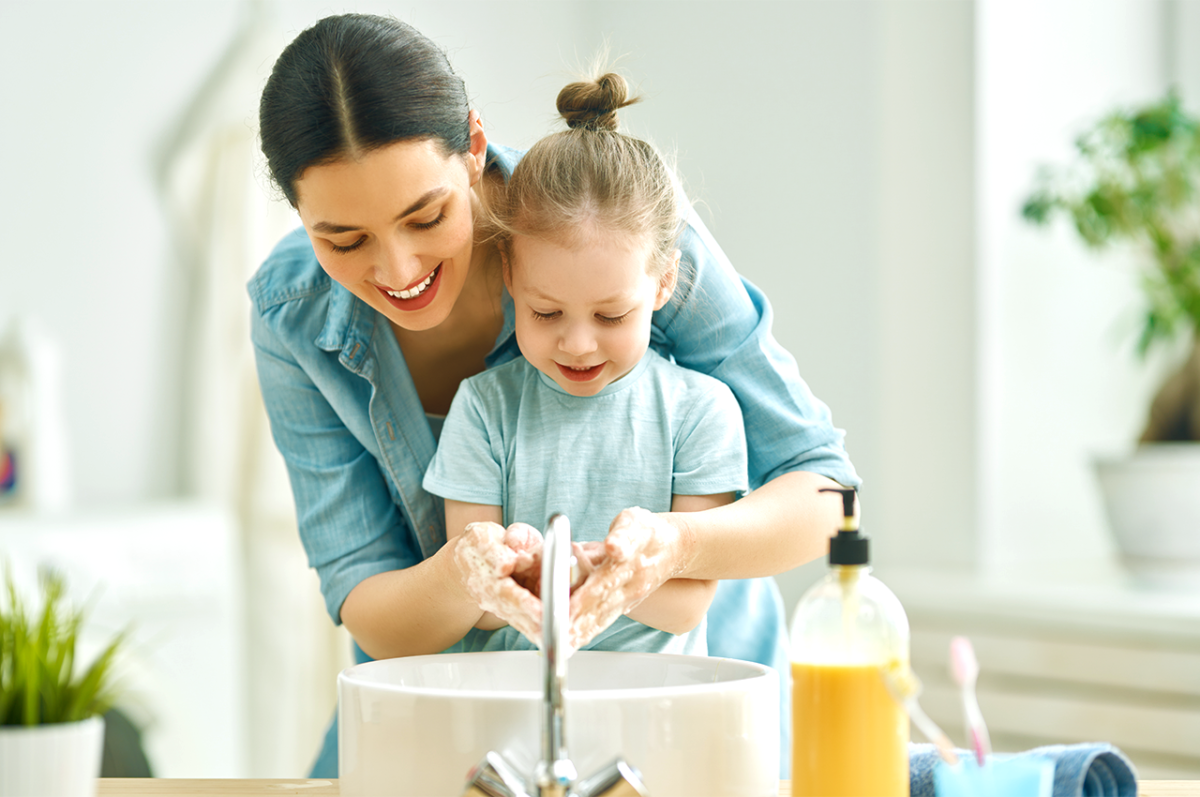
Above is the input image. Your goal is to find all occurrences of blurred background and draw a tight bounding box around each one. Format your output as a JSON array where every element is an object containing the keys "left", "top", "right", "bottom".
[{"left": 1, "top": 0, "right": 1198, "bottom": 782}]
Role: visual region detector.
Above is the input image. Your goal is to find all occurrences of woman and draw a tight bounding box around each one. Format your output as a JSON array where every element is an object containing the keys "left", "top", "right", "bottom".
[{"left": 250, "top": 13, "right": 859, "bottom": 776}]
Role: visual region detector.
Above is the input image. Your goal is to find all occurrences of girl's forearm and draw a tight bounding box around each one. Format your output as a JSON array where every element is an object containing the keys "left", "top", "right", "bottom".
[
  {"left": 340, "top": 536, "right": 483, "bottom": 659},
  {"left": 669, "top": 470, "right": 848, "bottom": 581},
  {"left": 624, "top": 577, "right": 717, "bottom": 635}
]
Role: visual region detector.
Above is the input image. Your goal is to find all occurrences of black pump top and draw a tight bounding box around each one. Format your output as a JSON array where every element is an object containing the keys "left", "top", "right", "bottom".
[{"left": 819, "top": 487, "right": 869, "bottom": 566}]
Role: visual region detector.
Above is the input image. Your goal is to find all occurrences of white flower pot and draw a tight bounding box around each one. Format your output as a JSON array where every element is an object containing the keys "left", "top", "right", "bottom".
[
  {"left": 0, "top": 715, "right": 105, "bottom": 797},
  {"left": 1094, "top": 443, "right": 1200, "bottom": 586}
]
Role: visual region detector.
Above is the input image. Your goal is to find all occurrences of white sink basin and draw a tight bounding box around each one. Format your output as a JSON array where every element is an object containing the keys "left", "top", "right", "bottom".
[{"left": 338, "top": 650, "right": 779, "bottom": 796}]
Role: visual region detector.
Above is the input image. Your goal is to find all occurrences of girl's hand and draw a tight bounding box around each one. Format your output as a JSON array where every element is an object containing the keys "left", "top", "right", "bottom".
[
  {"left": 503, "top": 522, "right": 544, "bottom": 599},
  {"left": 567, "top": 507, "right": 685, "bottom": 649},
  {"left": 454, "top": 521, "right": 544, "bottom": 645}
]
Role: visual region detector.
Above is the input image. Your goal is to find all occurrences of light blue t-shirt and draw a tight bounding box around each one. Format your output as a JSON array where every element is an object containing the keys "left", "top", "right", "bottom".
[{"left": 423, "top": 350, "right": 748, "bottom": 655}]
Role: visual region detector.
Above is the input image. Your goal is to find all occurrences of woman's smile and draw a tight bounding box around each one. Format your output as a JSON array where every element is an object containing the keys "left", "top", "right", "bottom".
[{"left": 376, "top": 265, "right": 443, "bottom": 310}]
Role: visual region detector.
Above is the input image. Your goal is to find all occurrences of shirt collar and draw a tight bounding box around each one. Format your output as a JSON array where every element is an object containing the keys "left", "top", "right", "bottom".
[{"left": 315, "top": 282, "right": 375, "bottom": 372}]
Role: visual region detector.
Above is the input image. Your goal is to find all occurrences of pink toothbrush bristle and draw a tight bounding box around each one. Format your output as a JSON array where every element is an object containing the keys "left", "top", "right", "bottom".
[
  {"left": 971, "top": 728, "right": 986, "bottom": 766},
  {"left": 951, "top": 636, "right": 978, "bottom": 682}
]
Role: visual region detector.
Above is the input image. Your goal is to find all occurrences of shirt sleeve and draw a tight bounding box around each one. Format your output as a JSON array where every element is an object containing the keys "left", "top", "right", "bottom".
[
  {"left": 250, "top": 304, "right": 419, "bottom": 625},
  {"left": 422, "top": 381, "right": 505, "bottom": 508},
  {"left": 652, "top": 210, "right": 861, "bottom": 490},
  {"left": 672, "top": 379, "right": 750, "bottom": 497}
]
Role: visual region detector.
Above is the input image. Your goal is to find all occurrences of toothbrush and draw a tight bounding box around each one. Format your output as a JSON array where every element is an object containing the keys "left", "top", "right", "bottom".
[
  {"left": 950, "top": 636, "right": 992, "bottom": 766},
  {"left": 881, "top": 660, "right": 959, "bottom": 766}
]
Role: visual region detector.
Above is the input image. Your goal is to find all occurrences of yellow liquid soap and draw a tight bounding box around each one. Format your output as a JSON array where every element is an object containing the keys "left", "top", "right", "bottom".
[{"left": 791, "top": 662, "right": 910, "bottom": 797}]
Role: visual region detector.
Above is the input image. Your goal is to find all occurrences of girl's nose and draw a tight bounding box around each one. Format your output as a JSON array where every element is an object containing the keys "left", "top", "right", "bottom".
[{"left": 559, "top": 322, "right": 597, "bottom": 357}]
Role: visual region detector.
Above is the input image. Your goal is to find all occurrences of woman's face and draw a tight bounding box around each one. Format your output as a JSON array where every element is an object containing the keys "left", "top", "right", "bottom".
[{"left": 294, "top": 127, "right": 487, "bottom": 332}]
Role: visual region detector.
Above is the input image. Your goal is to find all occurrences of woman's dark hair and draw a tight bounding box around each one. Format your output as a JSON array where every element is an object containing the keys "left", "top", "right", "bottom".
[{"left": 259, "top": 13, "right": 471, "bottom": 206}]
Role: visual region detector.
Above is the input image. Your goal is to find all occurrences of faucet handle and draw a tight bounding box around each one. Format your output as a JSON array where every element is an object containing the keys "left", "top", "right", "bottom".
[
  {"left": 463, "top": 751, "right": 533, "bottom": 797},
  {"left": 569, "top": 759, "right": 649, "bottom": 797}
]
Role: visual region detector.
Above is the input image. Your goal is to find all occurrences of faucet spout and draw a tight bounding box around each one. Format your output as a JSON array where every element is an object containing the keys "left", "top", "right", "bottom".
[
  {"left": 537, "top": 513, "right": 576, "bottom": 795},
  {"left": 462, "top": 514, "right": 648, "bottom": 797}
]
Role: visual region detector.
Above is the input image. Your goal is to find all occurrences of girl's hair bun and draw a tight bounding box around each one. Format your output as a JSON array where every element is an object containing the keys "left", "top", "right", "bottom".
[{"left": 556, "top": 72, "right": 640, "bottom": 132}]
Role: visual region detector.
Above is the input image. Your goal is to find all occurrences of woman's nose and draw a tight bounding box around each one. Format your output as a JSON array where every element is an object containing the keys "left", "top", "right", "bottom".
[
  {"left": 559, "top": 322, "right": 597, "bottom": 357},
  {"left": 377, "top": 239, "right": 424, "bottom": 286}
]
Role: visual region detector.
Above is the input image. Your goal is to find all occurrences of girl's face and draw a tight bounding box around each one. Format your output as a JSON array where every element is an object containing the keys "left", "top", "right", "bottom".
[
  {"left": 506, "top": 230, "right": 677, "bottom": 397},
  {"left": 294, "top": 121, "right": 488, "bottom": 332}
]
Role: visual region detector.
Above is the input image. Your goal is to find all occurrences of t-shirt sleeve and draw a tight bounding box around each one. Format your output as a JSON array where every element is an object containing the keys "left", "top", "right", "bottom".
[
  {"left": 423, "top": 382, "right": 505, "bottom": 507},
  {"left": 672, "top": 379, "right": 749, "bottom": 497}
]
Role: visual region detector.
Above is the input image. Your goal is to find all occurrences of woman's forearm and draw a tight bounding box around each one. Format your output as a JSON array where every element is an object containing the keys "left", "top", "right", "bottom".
[
  {"left": 670, "top": 470, "right": 849, "bottom": 581},
  {"left": 340, "top": 536, "right": 483, "bottom": 659}
]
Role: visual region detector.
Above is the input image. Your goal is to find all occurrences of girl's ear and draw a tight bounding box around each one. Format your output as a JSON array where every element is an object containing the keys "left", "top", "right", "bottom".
[
  {"left": 654, "top": 250, "right": 681, "bottom": 310},
  {"left": 466, "top": 110, "right": 488, "bottom": 186},
  {"left": 500, "top": 247, "right": 513, "bottom": 291}
]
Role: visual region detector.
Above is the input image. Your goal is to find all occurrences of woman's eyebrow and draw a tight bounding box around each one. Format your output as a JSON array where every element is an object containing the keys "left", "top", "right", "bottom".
[
  {"left": 311, "top": 187, "right": 450, "bottom": 234},
  {"left": 395, "top": 186, "right": 450, "bottom": 220}
]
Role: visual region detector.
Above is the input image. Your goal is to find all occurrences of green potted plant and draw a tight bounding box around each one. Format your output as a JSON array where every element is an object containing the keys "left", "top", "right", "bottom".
[
  {"left": 1022, "top": 89, "right": 1200, "bottom": 574},
  {"left": 0, "top": 566, "right": 125, "bottom": 797}
]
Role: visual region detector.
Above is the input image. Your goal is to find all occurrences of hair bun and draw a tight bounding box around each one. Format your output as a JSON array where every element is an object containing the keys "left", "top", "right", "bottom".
[{"left": 557, "top": 72, "right": 639, "bottom": 132}]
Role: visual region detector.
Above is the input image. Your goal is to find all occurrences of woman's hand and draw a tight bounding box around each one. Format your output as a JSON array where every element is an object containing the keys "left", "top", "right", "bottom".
[
  {"left": 567, "top": 507, "right": 687, "bottom": 649},
  {"left": 453, "top": 521, "right": 544, "bottom": 644}
]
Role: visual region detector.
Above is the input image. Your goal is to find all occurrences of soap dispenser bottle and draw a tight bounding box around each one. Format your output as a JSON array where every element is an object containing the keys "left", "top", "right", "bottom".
[{"left": 789, "top": 487, "right": 911, "bottom": 797}]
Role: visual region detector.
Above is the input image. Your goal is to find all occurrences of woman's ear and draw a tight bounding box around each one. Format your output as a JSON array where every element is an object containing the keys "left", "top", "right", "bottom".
[
  {"left": 466, "top": 110, "right": 488, "bottom": 185},
  {"left": 654, "top": 250, "right": 681, "bottom": 310}
]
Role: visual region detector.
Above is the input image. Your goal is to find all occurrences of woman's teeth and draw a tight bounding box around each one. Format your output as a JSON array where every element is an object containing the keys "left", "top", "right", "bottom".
[{"left": 386, "top": 269, "right": 436, "bottom": 300}]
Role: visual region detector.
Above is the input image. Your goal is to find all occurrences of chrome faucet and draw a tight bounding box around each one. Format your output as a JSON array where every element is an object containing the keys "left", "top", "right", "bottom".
[{"left": 462, "top": 514, "right": 648, "bottom": 797}]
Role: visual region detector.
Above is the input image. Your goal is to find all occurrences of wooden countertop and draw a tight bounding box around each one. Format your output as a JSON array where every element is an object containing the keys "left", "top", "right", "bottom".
[{"left": 96, "top": 778, "right": 1198, "bottom": 795}]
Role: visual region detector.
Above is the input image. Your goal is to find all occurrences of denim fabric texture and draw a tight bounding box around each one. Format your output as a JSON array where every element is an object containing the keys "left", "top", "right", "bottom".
[{"left": 910, "top": 742, "right": 1138, "bottom": 797}]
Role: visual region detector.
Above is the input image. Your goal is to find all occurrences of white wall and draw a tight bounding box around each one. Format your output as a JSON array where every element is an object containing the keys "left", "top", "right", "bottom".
[
  {"left": 0, "top": 0, "right": 246, "bottom": 505},
  {"left": 978, "top": 0, "right": 1180, "bottom": 568},
  {"left": 874, "top": 0, "right": 977, "bottom": 571}
]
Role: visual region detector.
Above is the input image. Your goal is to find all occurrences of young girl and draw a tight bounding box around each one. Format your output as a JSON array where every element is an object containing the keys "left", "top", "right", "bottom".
[{"left": 423, "top": 70, "right": 747, "bottom": 654}]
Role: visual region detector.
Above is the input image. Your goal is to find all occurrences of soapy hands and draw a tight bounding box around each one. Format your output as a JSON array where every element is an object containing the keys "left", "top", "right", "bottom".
[
  {"left": 453, "top": 507, "right": 685, "bottom": 651},
  {"left": 454, "top": 521, "right": 544, "bottom": 643},
  {"left": 568, "top": 507, "right": 683, "bottom": 649}
]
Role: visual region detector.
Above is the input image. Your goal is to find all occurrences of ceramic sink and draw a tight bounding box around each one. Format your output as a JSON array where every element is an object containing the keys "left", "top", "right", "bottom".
[{"left": 337, "top": 649, "right": 779, "bottom": 797}]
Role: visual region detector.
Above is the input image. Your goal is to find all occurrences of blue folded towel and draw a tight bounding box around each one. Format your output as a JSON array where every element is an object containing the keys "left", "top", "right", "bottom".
[{"left": 909, "top": 742, "right": 1138, "bottom": 797}]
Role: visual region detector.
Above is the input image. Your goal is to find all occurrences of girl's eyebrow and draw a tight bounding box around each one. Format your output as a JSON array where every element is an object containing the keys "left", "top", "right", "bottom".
[
  {"left": 526, "top": 286, "right": 630, "bottom": 305},
  {"left": 311, "top": 187, "right": 450, "bottom": 234}
]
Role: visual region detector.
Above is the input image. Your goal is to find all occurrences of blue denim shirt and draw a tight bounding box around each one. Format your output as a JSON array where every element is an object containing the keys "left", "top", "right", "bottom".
[{"left": 248, "top": 143, "right": 860, "bottom": 626}]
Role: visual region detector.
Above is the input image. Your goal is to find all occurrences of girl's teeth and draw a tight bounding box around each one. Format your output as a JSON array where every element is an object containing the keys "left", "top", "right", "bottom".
[{"left": 386, "top": 270, "right": 435, "bottom": 300}]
